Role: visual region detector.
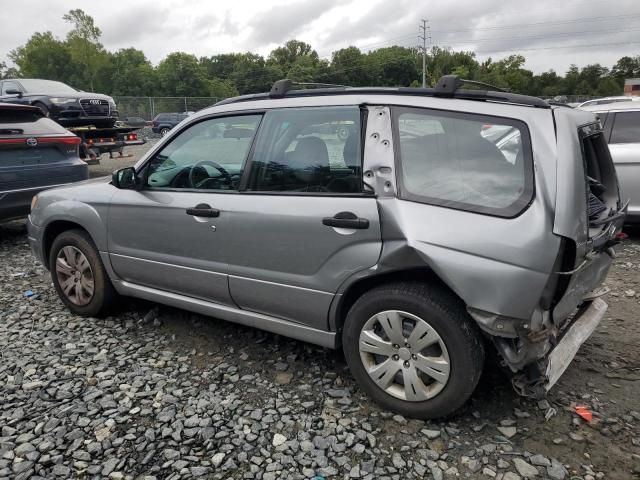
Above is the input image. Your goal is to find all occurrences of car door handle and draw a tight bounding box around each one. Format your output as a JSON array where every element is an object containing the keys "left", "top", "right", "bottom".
[
  {"left": 186, "top": 203, "right": 220, "bottom": 217},
  {"left": 322, "top": 211, "right": 369, "bottom": 229}
]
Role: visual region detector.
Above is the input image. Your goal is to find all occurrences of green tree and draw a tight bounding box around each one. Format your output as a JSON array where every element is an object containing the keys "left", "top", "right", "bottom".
[
  {"left": 268, "top": 40, "right": 319, "bottom": 76},
  {"left": 365, "top": 46, "right": 419, "bottom": 87},
  {"left": 109, "top": 48, "right": 156, "bottom": 95},
  {"left": 328, "top": 47, "right": 369, "bottom": 86},
  {"left": 63, "top": 9, "right": 108, "bottom": 91},
  {"left": 9, "top": 32, "right": 74, "bottom": 82},
  {"left": 209, "top": 77, "right": 238, "bottom": 99},
  {"left": 232, "top": 53, "right": 282, "bottom": 94},
  {"left": 611, "top": 56, "right": 640, "bottom": 85},
  {"left": 156, "top": 52, "right": 209, "bottom": 96},
  {"left": 0, "top": 62, "right": 19, "bottom": 79}
]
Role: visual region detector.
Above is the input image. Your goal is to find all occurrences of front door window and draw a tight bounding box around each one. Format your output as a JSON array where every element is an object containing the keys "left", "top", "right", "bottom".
[{"left": 145, "top": 114, "right": 262, "bottom": 191}]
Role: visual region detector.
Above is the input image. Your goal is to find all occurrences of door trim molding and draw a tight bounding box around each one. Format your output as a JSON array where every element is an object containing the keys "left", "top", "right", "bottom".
[
  {"left": 228, "top": 274, "right": 333, "bottom": 295},
  {"left": 110, "top": 252, "right": 226, "bottom": 277},
  {"left": 113, "top": 279, "right": 338, "bottom": 349}
]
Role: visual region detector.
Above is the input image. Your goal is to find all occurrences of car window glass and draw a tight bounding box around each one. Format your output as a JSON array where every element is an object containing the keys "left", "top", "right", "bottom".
[
  {"left": 610, "top": 111, "right": 640, "bottom": 144},
  {"left": 246, "top": 107, "right": 362, "bottom": 193},
  {"left": 145, "top": 115, "right": 261, "bottom": 191},
  {"left": 395, "top": 108, "right": 532, "bottom": 216},
  {"left": 2, "top": 81, "right": 21, "bottom": 95}
]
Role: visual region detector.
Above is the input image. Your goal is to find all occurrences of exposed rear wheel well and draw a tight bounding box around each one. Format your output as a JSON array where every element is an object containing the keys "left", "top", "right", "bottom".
[
  {"left": 43, "top": 221, "right": 90, "bottom": 268},
  {"left": 335, "top": 268, "right": 463, "bottom": 334}
]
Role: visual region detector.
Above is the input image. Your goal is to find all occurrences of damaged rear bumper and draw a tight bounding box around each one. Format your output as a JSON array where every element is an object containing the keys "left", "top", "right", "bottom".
[
  {"left": 544, "top": 297, "right": 607, "bottom": 390},
  {"left": 483, "top": 296, "right": 608, "bottom": 397}
]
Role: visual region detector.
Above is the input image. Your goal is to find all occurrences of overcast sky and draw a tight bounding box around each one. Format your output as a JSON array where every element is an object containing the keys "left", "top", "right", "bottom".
[{"left": 2, "top": 0, "right": 640, "bottom": 74}]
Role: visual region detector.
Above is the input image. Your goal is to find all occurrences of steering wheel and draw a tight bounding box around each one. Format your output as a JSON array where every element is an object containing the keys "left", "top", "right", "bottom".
[{"left": 188, "top": 161, "right": 231, "bottom": 188}]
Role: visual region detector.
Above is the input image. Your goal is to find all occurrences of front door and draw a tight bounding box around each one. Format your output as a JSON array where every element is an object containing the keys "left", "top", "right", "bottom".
[
  {"left": 107, "top": 113, "right": 263, "bottom": 306},
  {"left": 226, "top": 106, "right": 382, "bottom": 330}
]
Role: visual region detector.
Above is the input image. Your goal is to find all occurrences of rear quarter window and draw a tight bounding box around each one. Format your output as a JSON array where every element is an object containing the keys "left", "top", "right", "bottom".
[
  {"left": 610, "top": 111, "right": 640, "bottom": 144},
  {"left": 393, "top": 107, "right": 534, "bottom": 217}
]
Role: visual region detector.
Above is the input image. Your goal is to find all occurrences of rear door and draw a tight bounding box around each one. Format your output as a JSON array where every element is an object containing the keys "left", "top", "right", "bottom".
[
  {"left": 225, "top": 106, "right": 382, "bottom": 331},
  {"left": 606, "top": 110, "right": 640, "bottom": 217}
]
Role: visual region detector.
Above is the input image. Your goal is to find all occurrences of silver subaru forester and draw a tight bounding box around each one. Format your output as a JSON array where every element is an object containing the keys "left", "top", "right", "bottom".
[{"left": 27, "top": 76, "right": 626, "bottom": 419}]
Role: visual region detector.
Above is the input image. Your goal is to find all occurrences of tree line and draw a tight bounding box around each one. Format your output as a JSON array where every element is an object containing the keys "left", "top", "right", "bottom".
[{"left": 2, "top": 9, "right": 640, "bottom": 99}]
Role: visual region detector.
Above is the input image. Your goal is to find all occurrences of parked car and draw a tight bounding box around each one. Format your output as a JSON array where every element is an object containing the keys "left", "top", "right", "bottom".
[
  {"left": 28, "top": 76, "right": 625, "bottom": 418},
  {"left": 578, "top": 96, "right": 640, "bottom": 109},
  {"left": 0, "top": 103, "right": 88, "bottom": 222},
  {"left": 0, "top": 79, "right": 118, "bottom": 128},
  {"left": 151, "top": 112, "right": 189, "bottom": 136},
  {"left": 121, "top": 116, "right": 150, "bottom": 128},
  {"left": 581, "top": 101, "right": 640, "bottom": 223}
]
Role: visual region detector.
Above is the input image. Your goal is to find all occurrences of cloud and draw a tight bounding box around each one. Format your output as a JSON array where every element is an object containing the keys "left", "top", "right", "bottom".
[
  {"left": 247, "top": 0, "right": 342, "bottom": 46},
  {"left": 1, "top": 0, "right": 640, "bottom": 73}
]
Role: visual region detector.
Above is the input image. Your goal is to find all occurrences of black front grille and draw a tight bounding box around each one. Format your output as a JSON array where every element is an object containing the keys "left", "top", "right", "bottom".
[{"left": 79, "top": 99, "right": 110, "bottom": 117}]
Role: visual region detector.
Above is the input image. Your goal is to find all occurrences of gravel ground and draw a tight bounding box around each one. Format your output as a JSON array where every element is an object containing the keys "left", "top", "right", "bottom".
[{"left": 0, "top": 139, "right": 639, "bottom": 479}]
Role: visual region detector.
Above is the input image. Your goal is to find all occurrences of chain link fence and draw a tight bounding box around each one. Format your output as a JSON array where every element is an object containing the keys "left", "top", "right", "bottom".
[{"left": 113, "top": 96, "right": 221, "bottom": 120}]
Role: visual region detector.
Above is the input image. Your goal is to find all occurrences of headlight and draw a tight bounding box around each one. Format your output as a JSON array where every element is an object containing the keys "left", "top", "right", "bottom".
[
  {"left": 30, "top": 195, "right": 38, "bottom": 211},
  {"left": 49, "top": 97, "right": 77, "bottom": 105}
]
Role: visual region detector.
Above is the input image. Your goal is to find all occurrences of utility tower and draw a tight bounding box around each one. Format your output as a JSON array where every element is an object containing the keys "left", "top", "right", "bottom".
[{"left": 419, "top": 19, "right": 431, "bottom": 88}]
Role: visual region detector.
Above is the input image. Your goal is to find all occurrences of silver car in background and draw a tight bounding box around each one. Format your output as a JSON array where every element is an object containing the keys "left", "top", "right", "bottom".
[
  {"left": 28, "top": 76, "right": 625, "bottom": 419},
  {"left": 581, "top": 102, "right": 640, "bottom": 223}
]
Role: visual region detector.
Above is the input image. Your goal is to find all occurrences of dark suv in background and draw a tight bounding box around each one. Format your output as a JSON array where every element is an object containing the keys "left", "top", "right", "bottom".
[
  {"left": 151, "top": 112, "right": 190, "bottom": 136},
  {"left": 0, "top": 79, "right": 119, "bottom": 128}
]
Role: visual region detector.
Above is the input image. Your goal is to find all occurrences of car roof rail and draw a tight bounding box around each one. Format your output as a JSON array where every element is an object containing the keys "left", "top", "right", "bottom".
[
  {"left": 269, "top": 79, "right": 348, "bottom": 98},
  {"left": 215, "top": 75, "right": 550, "bottom": 109}
]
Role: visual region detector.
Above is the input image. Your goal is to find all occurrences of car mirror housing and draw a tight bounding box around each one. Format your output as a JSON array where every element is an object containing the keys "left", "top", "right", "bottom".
[{"left": 112, "top": 167, "right": 141, "bottom": 190}]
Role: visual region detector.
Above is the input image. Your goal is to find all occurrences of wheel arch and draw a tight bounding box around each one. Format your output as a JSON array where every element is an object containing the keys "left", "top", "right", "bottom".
[
  {"left": 330, "top": 267, "right": 465, "bottom": 343},
  {"left": 42, "top": 220, "right": 99, "bottom": 269}
]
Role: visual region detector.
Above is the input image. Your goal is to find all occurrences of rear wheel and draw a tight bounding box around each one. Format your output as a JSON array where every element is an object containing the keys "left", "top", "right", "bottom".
[
  {"left": 49, "top": 229, "right": 117, "bottom": 316},
  {"left": 343, "top": 281, "right": 484, "bottom": 419},
  {"left": 160, "top": 127, "right": 170, "bottom": 136}
]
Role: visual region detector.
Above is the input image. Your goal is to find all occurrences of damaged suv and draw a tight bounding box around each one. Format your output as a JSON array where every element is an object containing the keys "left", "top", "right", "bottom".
[{"left": 27, "top": 76, "right": 625, "bottom": 418}]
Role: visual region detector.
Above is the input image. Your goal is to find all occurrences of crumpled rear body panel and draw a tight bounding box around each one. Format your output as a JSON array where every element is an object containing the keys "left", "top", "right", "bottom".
[{"left": 356, "top": 104, "right": 563, "bottom": 322}]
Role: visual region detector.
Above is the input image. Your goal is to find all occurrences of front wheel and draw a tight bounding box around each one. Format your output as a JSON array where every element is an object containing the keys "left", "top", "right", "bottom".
[
  {"left": 160, "top": 127, "right": 170, "bottom": 136},
  {"left": 49, "top": 229, "right": 117, "bottom": 317},
  {"left": 343, "top": 281, "right": 484, "bottom": 419},
  {"left": 33, "top": 101, "right": 49, "bottom": 117}
]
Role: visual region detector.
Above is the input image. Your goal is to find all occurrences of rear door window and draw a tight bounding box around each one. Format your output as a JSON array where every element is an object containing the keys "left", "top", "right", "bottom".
[
  {"left": 610, "top": 111, "right": 640, "bottom": 144},
  {"left": 245, "top": 106, "right": 362, "bottom": 193},
  {"left": 393, "top": 107, "right": 534, "bottom": 217}
]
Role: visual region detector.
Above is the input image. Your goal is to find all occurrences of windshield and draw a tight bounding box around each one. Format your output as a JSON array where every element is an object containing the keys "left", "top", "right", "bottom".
[{"left": 19, "top": 79, "right": 78, "bottom": 94}]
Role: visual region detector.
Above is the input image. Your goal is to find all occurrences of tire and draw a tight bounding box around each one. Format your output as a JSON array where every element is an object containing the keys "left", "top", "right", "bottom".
[
  {"left": 343, "top": 281, "right": 484, "bottom": 419},
  {"left": 33, "top": 101, "right": 49, "bottom": 117},
  {"left": 160, "top": 127, "right": 170, "bottom": 136},
  {"left": 49, "top": 229, "right": 117, "bottom": 317}
]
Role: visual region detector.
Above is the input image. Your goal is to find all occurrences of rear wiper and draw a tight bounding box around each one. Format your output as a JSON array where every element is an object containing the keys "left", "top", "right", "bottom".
[{"left": 0, "top": 128, "right": 24, "bottom": 135}]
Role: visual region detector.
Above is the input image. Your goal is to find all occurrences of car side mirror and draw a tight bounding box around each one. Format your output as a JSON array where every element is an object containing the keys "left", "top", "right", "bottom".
[
  {"left": 112, "top": 167, "right": 141, "bottom": 190},
  {"left": 5, "top": 89, "right": 22, "bottom": 98}
]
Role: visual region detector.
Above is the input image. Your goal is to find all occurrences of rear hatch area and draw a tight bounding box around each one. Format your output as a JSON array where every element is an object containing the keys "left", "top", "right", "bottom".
[{"left": 552, "top": 108, "right": 625, "bottom": 325}]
